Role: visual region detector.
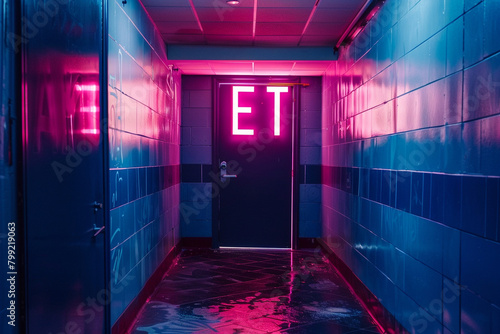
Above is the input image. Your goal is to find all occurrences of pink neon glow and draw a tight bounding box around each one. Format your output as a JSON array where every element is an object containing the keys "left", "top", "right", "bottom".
[
  {"left": 232, "top": 86, "right": 254, "bottom": 135},
  {"left": 75, "top": 84, "right": 98, "bottom": 92},
  {"left": 266, "top": 86, "right": 288, "bottom": 136},
  {"left": 81, "top": 129, "right": 98, "bottom": 134},
  {"left": 76, "top": 83, "right": 99, "bottom": 136},
  {"left": 80, "top": 106, "right": 98, "bottom": 113}
]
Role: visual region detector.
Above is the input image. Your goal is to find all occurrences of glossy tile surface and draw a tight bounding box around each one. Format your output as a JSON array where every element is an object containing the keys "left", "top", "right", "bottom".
[
  {"left": 129, "top": 249, "right": 382, "bottom": 333},
  {"left": 322, "top": 0, "right": 500, "bottom": 333},
  {"left": 108, "top": 0, "right": 182, "bottom": 324}
]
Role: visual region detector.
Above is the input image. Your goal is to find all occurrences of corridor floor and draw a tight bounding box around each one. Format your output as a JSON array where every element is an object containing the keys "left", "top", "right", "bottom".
[{"left": 129, "top": 249, "right": 383, "bottom": 334}]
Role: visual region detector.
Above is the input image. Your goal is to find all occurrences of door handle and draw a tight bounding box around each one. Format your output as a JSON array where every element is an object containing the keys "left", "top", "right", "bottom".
[
  {"left": 93, "top": 201, "right": 103, "bottom": 212},
  {"left": 92, "top": 224, "right": 105, "bottom": 238},
  {"left": 91, "top": 201, "right": 105, "bottom": 238},
  {"left": 220, "top": 161, "right": 237, "bottom": 182}
]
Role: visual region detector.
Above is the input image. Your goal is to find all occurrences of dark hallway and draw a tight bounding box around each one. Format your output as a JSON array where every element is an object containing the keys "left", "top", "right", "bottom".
[{"left": 129, "top": 249, "right": 382, "bottom": 334}]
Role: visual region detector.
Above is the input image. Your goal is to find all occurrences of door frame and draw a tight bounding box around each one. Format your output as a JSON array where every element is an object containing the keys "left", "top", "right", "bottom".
[
  {"left": 101, "top": 0, "right": 111, "bottom": 331},
  {"left": 211, "top": 76, "right": 300, "bottom": 249}
]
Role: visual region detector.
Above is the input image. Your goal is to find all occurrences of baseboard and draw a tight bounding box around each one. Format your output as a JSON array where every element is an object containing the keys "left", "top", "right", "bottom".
[
  {"left": 317, "top": 238, "right": 409, "bottom": 334},
  {"left": 111, "top": 241, "right": 182, "bottom": 334},
  {"left": 182, "top": 237, "right": 213, "bottom": 248},
  {"left": 297, "top": 237, "right": 320, "bottom": 248}
]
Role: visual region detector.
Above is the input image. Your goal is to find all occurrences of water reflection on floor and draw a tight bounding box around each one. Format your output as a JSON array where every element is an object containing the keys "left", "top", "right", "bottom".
[{"left": 129, "top": 249, "right": 382, "bottom": 333}]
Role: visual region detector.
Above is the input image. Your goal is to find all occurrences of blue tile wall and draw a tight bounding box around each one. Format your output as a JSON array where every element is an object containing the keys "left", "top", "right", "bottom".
[
  {"left": 180, "top": 76, "right": 323, "bottom": 238},
  {"left": 464, "top": 3, "right": 484, "bottom": 68},
  {"left": 180, "top": 182, "right": 212, "bottom": 238},
  {"left": 322, "top": 0, "right": 500, "bottom": 333},
  {"left": 108, "top": 0, "right": 181, "bottom": 324},
  {"left": 484, "top": 0, "right": 500, "bottom": 58},
  {"left": 180, "top": 76, "right": 213, "bottom": 237},
  {"left": 299, "top": 77, "right": 322, "bottom": 238}
]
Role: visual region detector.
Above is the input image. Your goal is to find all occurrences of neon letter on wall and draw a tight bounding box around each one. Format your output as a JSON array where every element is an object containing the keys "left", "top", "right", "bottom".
[
  {"left": 266, "top": 86, "right": 288, "bottom": 136},
  {"left": 76, "top": 84, "right": 99, "bottom": 135},
  {"left": 233, "top": 86, "right": 254, "bottom": 135}
]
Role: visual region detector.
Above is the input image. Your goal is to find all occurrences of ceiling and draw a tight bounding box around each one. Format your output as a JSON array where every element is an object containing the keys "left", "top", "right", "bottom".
[{"left": 141, "top": 0, "right": 369, "bottom": 75}]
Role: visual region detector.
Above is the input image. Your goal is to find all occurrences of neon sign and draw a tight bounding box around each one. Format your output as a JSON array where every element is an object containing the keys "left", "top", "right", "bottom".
[
  {"left": 232, "top": 85, "right": 288, "bottom": 136},
  {"left": 232, "top": 86, "right": 255, "bottom": 135},
  {"left": 266, "top": 86, "right": 288, "bottom": 136}
]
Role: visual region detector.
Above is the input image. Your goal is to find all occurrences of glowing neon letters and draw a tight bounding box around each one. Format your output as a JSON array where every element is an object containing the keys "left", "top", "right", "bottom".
[
  {"left": 266, "top": 86, "right": 288, "bottom": 136},
  {"left": 232, "top": 86, "right": 255, "bottom": 135},
  {"left": 75, "top": 84, "right": 99, "bottom": 135},
  {"left": 232, "top": 85, "right": 288, "bottom": 136}
]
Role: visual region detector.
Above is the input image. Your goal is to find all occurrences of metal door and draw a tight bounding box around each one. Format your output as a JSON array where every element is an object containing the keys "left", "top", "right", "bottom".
[
  {"left": 215, "top": 78, "right": 297, "bottom": 248},
  {"left": 22, "top": 0, "right": 107, "bottom": 332}
]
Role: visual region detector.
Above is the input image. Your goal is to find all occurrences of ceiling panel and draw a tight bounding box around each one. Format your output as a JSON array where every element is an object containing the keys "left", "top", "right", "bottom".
[
  {"left": 254, "top": 61, "right": 295, "bottom": 71},
  {"left": 143, "top": 0, "right": 367, "bottom": 47},
  {"left": 317, "top": 0, "right": 365, "bottom": 9},
  {"left": 196, "top": 7, "right": 254, "bottom": 22},
  {"left": 257, "top": 8, "right": 310, "bottom": 22},
  {"left": 304, "top": 22, "right": 347, "bottom": 36},
  {"left": 258, "top": 0, "right": 317, "bottom": 8},
  {"left": 255, "top": 22, "right": 305, "bottom": 36},
  {"left": 143, "top": 0, "right": 371, "bottom": 75},
  {"left": 203, "top": 21, "right": 253, "bottom": 35},
  {"left": 192, "top": 0, "right": 254, "bottom": 7},
  {"left": 142, "top": 0, "right": 190, "bottom": 7},
  {"left": 312, "top": 8, "right": 356, "bottom": 22},
  {"left": 210, "top": 61, "right": 254, "bottom": 73}
]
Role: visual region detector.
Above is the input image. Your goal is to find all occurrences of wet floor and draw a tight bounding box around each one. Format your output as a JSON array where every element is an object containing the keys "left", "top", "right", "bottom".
[{"left": 129, "top": 249, "right": 383, "bottom": 333}]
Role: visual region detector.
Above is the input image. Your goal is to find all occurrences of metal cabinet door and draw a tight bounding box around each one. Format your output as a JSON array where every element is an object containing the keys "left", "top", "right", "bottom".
[{"left": 22, "top": 0, "right": 107, "bottom": 332}]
